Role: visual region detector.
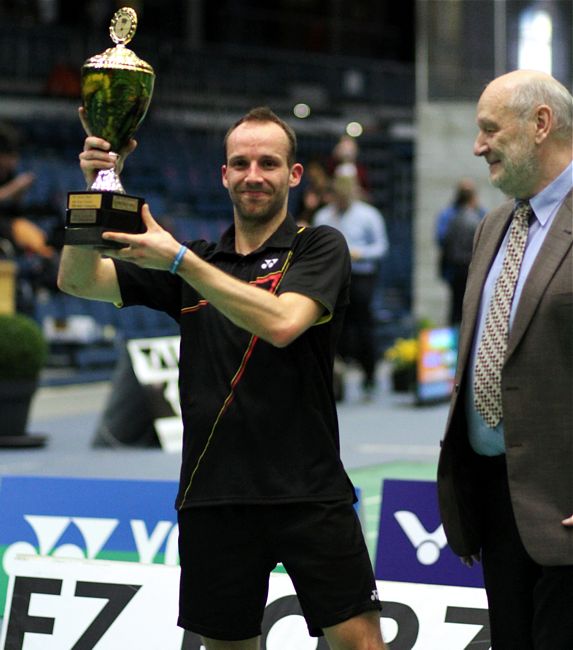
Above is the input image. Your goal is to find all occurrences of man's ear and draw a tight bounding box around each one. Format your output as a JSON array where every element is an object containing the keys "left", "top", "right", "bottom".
[
  {"left": 534, "top": 105, "right": 552, "bottom": 144},
  {"left": 289, "top": 163, "right": 304, "bottom": 188},
  {"left": 221, "top": 164, "right": 228, "bottom": 188}
]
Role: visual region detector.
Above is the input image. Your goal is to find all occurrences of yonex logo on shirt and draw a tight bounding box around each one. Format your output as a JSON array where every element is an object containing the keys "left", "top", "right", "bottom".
[{"left": 261, "top": 258, "right": 279, "bottom": 270}]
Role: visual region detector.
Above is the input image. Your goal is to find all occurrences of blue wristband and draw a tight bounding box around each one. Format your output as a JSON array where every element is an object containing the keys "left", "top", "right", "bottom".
[{"left": 169, "top": 244, "right": 188, "bottom": 274}]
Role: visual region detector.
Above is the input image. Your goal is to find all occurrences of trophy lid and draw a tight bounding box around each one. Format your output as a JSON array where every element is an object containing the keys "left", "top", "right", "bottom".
[{"left": 82, "top": 6, "right": 154, "bottom": 76}]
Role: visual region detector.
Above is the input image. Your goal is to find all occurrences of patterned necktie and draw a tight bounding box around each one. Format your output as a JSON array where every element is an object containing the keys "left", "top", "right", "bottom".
[{"left": 474, "top": 201, "right": 532, "bottom": 428}]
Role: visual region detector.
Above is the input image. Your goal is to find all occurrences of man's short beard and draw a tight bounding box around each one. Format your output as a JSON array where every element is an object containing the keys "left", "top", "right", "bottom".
[
  {"left": 492, "top": 138, "right": 539, "bottom": 198},
  {"left": 235, "top": 204, "right": 278, "bottom": 225},
  {"left": 230, "top": 190, "right": 287, "bottom": 226}
]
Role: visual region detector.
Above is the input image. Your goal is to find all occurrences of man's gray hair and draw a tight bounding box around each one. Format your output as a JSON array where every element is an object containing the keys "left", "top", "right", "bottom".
[{"left": 508, "top": 76, "right": 573, "bottom": 141}]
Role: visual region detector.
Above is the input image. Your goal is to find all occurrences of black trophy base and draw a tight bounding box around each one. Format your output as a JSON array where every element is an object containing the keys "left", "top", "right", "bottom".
[{"left": 65, "top": 191, "right": 145, "bottom": 248}]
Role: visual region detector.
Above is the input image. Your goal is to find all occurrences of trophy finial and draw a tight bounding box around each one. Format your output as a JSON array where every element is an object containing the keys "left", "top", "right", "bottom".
[{"left": 110, "top": 6, "right": 138, "bottom": 46}]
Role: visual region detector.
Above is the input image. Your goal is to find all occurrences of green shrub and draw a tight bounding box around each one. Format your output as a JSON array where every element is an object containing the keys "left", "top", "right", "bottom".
[{"left": 0, "top": 313, "right": 48, "bottom": 380}]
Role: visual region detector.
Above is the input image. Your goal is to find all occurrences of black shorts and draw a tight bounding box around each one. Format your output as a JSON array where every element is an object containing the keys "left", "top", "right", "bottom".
[{"left": 177, "top": 500, "right": 381, "bottom": 641}]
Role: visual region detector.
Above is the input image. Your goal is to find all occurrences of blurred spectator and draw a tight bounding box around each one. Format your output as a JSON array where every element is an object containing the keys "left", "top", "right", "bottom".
[
  {"left": 294, "top": 158, "right": 331, "bottom": 226},
  {"left": 86, "top": 0, "right": 115, "bottom": 27},
  {"left": 327, "top": 134, "right": 371, "bottom": 198},
  {"left": 435, "top": 178, "right": 486, "bottom": 325},
  {"left": 0, "top": 121, "right": 59, "bottom": 314},
  {"left": 45, "top": 61, "right": 81, "bottom": 98},
  {"left": 0, "top": 123, "right": 35, "bottom": 214},
  {"left": 37, "top": 0, "right": 58, "bottom": 24},
  {"left": 314, "top": 174, "right": 388, "bottom": 400}
]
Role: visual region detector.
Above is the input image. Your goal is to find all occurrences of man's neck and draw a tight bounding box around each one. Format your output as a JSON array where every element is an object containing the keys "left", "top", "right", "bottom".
[
  {"left": 528, "top": 148, "right": 573, "bottom": 198},
  {"left": 234, "top": 212, "right": 287, "bottom": 255}
]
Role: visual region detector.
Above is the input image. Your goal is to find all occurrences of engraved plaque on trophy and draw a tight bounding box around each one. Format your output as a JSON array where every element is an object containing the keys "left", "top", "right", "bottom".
[{"left": 65, "top": 6, "right": 155, "bottom": 247}]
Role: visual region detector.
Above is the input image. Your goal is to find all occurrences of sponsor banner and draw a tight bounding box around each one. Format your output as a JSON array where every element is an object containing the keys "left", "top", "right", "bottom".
[
  {"left": 379, "top": 580, "right": 490, "bottom": 648},
  {"left": 0, "top": 477, "right": 363, "bottom": 618},
  {"left": 0, "top": 476, "right": 180, "bottom": 617},
  {"left": 126, "top": 336, "right": 182, "bottom": 452},
  {"left": 1, "top": 555, "right": 182, "bottom": 650},
  {"left": 375, "top": 479, "right": 484, "bottom": 588},
  {"left": 1, "top": 556, "right": 490, "bottom": 650}
]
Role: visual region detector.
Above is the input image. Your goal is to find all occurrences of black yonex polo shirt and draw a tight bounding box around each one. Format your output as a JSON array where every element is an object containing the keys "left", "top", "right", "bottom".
[{"left": 114, "top": 215, "right": 355, "bottom": 509}]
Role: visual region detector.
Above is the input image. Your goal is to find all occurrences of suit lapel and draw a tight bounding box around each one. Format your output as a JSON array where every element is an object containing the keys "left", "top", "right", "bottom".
[{"left": 507, "top": 192, "right": 573, "bottom": 358}]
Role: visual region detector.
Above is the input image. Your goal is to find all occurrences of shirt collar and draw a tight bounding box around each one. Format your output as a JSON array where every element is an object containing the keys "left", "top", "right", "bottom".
[
  {"left": 529, "top": 161, "right": 573, "bottom": 227},
  {"left": 212, "top": 214, "right": 301, "bottom": 256}
]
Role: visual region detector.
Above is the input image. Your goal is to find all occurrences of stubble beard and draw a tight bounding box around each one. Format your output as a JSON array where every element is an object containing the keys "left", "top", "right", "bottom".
[
  {"left": 231, "top": 188, "right": 287, "bottom": 226},
  {"left": 491, "top": 136, "right": 539, "bottom": 198}
]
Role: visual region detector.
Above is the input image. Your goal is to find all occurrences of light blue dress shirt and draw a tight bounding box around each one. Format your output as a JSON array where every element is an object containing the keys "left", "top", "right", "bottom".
[
  {"left": 313, "top": 200, "right": 389, "bottom": 275},
  {"left": 467, "top": 162, "right": 573, "bottom": 455}
]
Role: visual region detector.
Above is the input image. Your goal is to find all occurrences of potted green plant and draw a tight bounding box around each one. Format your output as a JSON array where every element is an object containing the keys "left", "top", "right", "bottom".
[
  {"left": 384, "top": 337, "right": 418, "bottom": 392},
  {"left": 0, "top": 312, "right": 49, "bottom": 447}
]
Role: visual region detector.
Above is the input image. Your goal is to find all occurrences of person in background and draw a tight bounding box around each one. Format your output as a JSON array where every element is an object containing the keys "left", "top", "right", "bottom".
[
  {"left": 327, "top": 134, "right": 371, "bottom": 199},
  {"left": 314, "top": 174, "right": 388, "bottom": 400},
  {"left": 0, "top": 121, "right": 55, "bottom": 259},
  {"left": 58, "top": 106, "right": 387, "bottom": 650},
  {"left": 0, "top": 121, "right": 58, "bottom": 313},
  {"left": 294, "top": 157, "right": 331, "bottom": 227},
  {"left": 435, "top": 179, "right": 486, "bottom": 324},
  {"left": 437, "top": 70, "right": 572, "bottom": 649}
]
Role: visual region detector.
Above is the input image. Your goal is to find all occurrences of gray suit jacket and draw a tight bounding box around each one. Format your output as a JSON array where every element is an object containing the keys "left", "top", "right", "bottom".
[{"left": 437, "top": 190, "right": 573, "bottom": 565}]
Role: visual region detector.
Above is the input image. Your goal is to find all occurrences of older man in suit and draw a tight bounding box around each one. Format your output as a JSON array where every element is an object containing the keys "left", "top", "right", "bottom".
[{"left": 437, "top": 69, "right": 572, "bottom": 649}]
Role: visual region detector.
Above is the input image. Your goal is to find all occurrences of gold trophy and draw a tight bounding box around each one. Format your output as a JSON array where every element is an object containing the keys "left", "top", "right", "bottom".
[{"left": 65, "top": 6, "right": 155, "bottom": 247}]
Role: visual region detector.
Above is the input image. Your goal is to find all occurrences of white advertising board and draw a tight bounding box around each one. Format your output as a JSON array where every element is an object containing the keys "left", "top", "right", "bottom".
[{"left": 1, "top": 555, "right": 489, "bottom": 649}]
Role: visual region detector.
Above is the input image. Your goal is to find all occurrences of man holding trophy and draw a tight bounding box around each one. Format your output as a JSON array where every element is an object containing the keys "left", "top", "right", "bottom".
[{"left": 58, "top": 8, "right": 387, "bottom": 650}]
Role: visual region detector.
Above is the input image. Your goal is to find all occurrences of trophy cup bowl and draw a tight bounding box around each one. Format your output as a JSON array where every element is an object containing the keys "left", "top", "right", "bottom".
[{"left": 65, "top": 7, "right": 155, "bottom": 247}]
